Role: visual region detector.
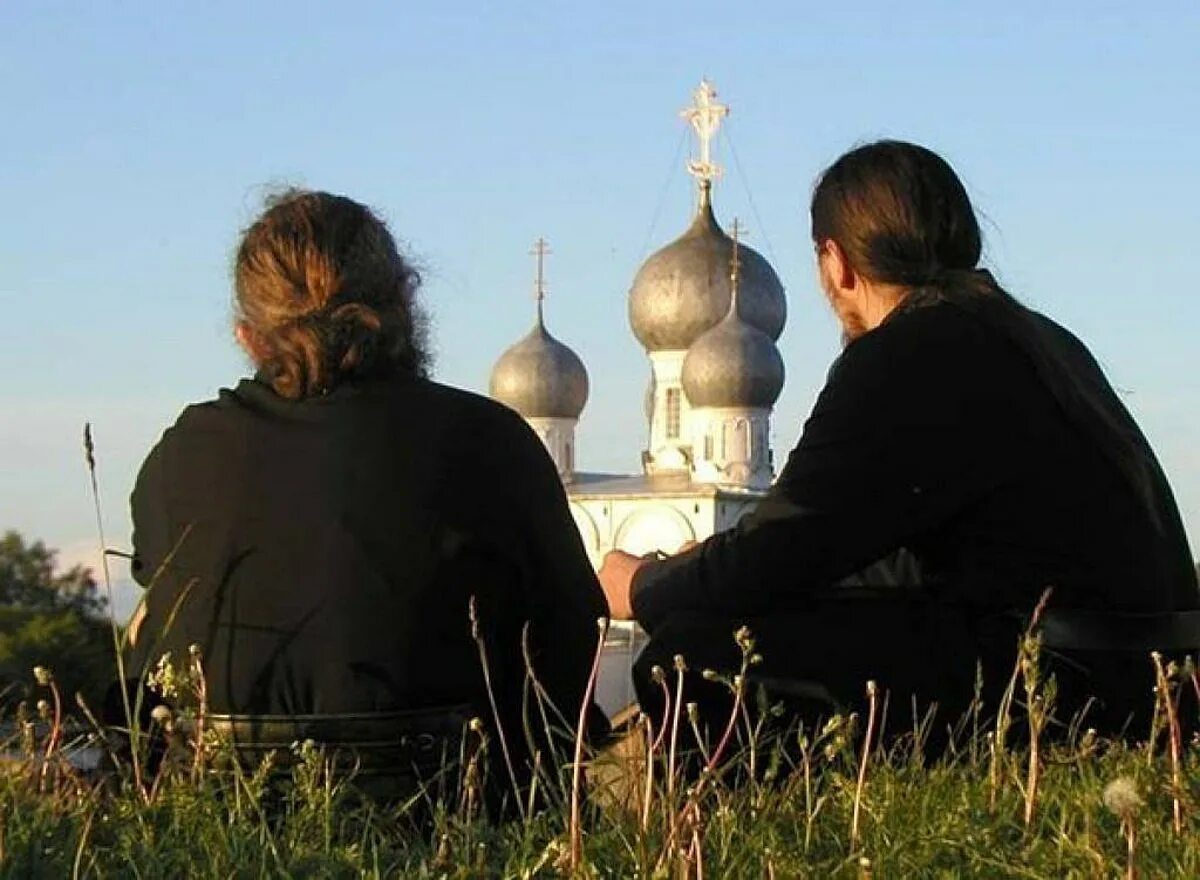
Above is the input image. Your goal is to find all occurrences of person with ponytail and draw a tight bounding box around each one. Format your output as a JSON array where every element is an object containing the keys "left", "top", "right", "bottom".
[
  {"left": 599, "top": 141, "right": 1199, "bottom": 746},
  {"left": 126, "top": 190, "right": 609, "bottom": 796}
]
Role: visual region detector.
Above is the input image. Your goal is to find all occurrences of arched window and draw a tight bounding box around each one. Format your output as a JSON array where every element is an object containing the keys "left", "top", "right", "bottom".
[
  {"left": 665, "top": 388, "right": 681, "bottom": 439},
  {"left": 730, "top": 419, "right": 750, "bottom": 461}
]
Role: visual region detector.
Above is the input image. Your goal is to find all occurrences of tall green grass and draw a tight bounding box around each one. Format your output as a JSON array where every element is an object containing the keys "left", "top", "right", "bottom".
[{"left": 2, "top": 623, "right": 1199, "bottom": 878}]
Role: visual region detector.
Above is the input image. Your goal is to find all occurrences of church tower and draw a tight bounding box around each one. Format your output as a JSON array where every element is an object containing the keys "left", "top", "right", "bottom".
[
  {"left": 682, "top": 220, "right": 785, "bottom": 488},
  {"left": 627, "top": 80, "right": 786, "bottom": 480},
  {"left": 489, "top": 239, "right": 589, "bottom": 481}
]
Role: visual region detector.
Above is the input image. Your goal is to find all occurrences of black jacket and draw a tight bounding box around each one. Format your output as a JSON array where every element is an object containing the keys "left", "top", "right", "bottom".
[
  {"left": 128, "top": 374, "right": 609, "bottom": 745},
  {"left": 632, "top": 297, "right": 1198, "bottom": 631}
]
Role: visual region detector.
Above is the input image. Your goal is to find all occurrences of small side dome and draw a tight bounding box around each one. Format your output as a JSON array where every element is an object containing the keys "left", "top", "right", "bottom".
[
  {"left": 628, "top": 185, "right": 786, "bottom": 353},
  {"left": 682, "top": 314, "right": 784, "bottom": 409},
  {"left": 490, "top": 320, "right": 589, "bottom": 419},
  {"left": 681, "top": 231, "right": 785, "bottom": 414}
]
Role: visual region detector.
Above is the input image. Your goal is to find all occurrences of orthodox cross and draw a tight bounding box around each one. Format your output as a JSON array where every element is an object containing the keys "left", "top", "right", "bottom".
[
  {"left": 680, "top": 78, "right": 730, "bottom": 184},
  {"left": 729, "top": 218, "right": 745, "bottom": 313},
  {"left": 530, "top": 237, "right": 551, "bottom": 325}
]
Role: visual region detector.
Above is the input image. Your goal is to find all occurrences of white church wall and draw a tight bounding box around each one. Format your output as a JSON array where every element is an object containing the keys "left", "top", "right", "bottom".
[{"left": 645, "top": 350, "right": 691, "bottom": 473}]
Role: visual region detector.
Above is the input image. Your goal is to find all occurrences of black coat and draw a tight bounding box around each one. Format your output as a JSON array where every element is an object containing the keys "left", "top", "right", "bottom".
[
  {"left": 128, "top": 374, "right": 610, "bottom": 746},
  {"left": 633, "top": 297, "right": 1197, "bottom": 630}
]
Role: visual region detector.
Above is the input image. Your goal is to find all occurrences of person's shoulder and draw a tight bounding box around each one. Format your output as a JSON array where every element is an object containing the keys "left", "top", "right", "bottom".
[
  {"left": 415, "top": 378, "right": 529, "bottom": 429},
  {"left": 847, "top": 299, "right": 1004, "bottom": 371}
]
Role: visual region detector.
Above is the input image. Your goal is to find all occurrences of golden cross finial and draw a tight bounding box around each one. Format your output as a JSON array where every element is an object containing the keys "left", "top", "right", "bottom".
[
  {"left": 680, "top": 78, "right": 729, "bottom": 185},
  {"left": 530, "top": 237, "right": 551, "bottom": 325}
]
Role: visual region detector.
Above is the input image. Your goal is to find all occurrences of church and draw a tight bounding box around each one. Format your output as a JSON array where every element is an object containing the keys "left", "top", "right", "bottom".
[{"left": 487, "top": 81, "right": 790, "bottom": 712}]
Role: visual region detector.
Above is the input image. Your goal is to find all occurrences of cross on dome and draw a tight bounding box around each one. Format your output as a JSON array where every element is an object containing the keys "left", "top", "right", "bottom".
[
  {"left": 530, "top": 237, "right": 551, "bottom": 325},
  {"left": 680, "top": 78, "right": 729, "bottom": 185}
]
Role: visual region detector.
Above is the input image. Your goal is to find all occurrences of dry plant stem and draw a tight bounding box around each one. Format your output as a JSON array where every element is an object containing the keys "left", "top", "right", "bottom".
[
  {"left": 1124, "top": 818, "right": 1137, "bottom": 880},
  {"left": 850, "top": 680, "right": 879, "bottom": 851},
  {"left": 652, "top": 675, "right": 672, "bottom": 753},
  {"left": 521, "top": 623, "right": 571, "bottom": 756},
  {"left": 191, "top": 649, "right": 209, "bottom": 781},
  {"left": 991, "top": 587, "right": 1053, "bottom": 813},
  {"left": 468, "top": 596, "right": 525, "bottom": 820},
  {"left": 640, "top": 714, "right": 656, "bottom": 832},
  {"left": 667, "top": 656, "right": 687, "bottom": 804},
  {"left": 1023, "top": 693, "right": 1041, "bottom": 828},
  {"left": 568, "top": 618, "right": 608, "bottom": 874},
  {"left": 83, "top": 422, "right": 148, "bottom": 795},
  {"left": 39, "top": 678, "right": 64, "bottom": 791},
  {"left": 70, "top": 809, "right": 96, "bottom": 880},
  {"left": 1151, "top": 652, "right": 1184, "bottom": 834}
]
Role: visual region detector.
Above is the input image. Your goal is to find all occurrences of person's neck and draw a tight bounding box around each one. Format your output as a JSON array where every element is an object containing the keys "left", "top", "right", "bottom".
[{"left": 856, "top": 282, "right": 911, "bottom": 333}]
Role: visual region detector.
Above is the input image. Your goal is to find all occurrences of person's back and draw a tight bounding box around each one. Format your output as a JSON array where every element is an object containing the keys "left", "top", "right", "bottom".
[
  {"left": 123, "top": 190, "right": 609, "bottom": 793},
  {"left": 823, "top": 296, "right": 1198, "bottom": 619}
]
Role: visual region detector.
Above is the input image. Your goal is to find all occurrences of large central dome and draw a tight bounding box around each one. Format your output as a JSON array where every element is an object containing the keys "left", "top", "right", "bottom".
[{"left": 628, "top": 184, "right": 786, "bottom": 353}]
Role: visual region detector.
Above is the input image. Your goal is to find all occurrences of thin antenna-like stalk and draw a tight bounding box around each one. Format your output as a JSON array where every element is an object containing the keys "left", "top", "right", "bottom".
[
  {"left": 530, "top": 237, "right": 551, "bottom": 327},
  {"left": 83, "top": 423, "right": 143, "bottom": 792}
]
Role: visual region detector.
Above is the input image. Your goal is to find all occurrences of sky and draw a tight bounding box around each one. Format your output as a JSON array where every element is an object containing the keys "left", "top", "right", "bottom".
[{"left": 2, "top": 1, "right": 1198, "bottom": 616}]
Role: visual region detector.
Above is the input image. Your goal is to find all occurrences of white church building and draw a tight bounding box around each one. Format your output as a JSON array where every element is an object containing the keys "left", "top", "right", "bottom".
[{"left": 488, "top": 81, "right": 789, "bottom": 712}]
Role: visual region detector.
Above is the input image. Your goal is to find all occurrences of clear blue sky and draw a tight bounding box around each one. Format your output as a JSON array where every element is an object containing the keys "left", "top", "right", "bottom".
[{"left": 2, "top": 1, "right": 1198, "bottom": 612}]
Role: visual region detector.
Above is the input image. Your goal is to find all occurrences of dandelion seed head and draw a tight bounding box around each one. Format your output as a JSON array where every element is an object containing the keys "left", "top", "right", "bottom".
[
  {"left": 32, "top": 666, "right": 53, "bottom": 686},
  {"left": 1103, "top": 777, "right": 1143, "bottom": 817}
]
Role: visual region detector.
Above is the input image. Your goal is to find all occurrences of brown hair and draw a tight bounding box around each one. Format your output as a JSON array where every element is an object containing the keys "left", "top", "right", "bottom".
[
  {"left": 811, "top": 139, "right": 982, "bottom": 287},
  {"left": 234, "top": 189, "right": 428, "bottom": 400}
]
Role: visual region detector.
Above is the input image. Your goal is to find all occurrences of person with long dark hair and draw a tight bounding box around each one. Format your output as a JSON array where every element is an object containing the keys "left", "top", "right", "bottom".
[
  {"left": 599, "top": 141, "right": 1199, "bottom": 746},
  {"left": 125, "top": 190, "right": 609, "bottom": 798}
]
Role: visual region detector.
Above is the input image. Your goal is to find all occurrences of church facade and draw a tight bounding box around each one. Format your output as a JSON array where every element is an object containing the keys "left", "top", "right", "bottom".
[{"left": 488, "top": 81, "right": 789, "bottom": 712}]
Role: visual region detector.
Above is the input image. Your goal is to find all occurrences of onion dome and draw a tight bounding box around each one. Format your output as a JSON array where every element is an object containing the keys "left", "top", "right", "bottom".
[
  {"left": 491, "top": 240, "right": 589, "bottom": 420},
  {"left": 490, "top": 310, "right": 589, "bottom": 420},
  {"left": 681, "top": 229, "right": 785, "bottom": 410},
  {"left": 628, "top": 183, "right": 786, "bottom": 352}
]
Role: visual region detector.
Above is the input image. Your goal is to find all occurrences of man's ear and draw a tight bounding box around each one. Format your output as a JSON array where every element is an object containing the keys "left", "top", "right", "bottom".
[{"left": 824, "top": 239, "right": 857, "bottom": 292}]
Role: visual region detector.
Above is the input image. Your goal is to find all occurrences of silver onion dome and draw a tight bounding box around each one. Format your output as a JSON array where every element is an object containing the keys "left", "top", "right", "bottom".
[
  {"left": 628, "top": 184, "right": 786, "bottom": 352},
  {"left": 490, "top": 313, "right": 589, "bottom": 420},
  {"left": 681, "top": 262, "right": 785, "bottom": 410}
]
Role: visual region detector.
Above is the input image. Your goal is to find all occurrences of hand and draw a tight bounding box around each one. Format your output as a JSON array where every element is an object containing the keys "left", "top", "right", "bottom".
[{"left": 597, "top": 550, "right": 647, "bottom": 621}]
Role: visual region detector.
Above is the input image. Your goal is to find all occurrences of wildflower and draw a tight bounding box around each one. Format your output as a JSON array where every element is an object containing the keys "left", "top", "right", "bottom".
[
  {"left": 32, "top": 666, "right": 53, "bottom": 686},
  {"left": 36, "top": 699, "right": 51, "bottom": 719},
  {"left": 469, "top": 717, "right": 485, "bottom": 733},
  {"left": 650, "top": 665, "right": 666, "bottom": 685},
  {"left": 673, "top": 654, "right": 687, "bottom": 672},
  {"left": 701, "top": 668, "right": 719, "bottom": 682},
  {"left": 1103, "top": 777, "right": 1143, "bottom": 818},
  {"left": 734, "top": 625, "right": 755, "bottom": 652},
  {"left": 150, "top": 705, "right": 173, "bottom": 726}
]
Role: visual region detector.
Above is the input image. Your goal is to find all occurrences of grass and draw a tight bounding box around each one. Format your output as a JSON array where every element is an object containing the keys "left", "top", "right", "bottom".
[{"left": 2, "top": 622, "right": 1199, "bottom": 878}]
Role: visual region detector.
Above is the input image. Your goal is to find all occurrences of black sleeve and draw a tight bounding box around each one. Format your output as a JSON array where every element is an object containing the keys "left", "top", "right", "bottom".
[
  {"left": 490, "top": 412, "right": 612, "bottom": 741},
  {"left": 631, "top": 312, "right": 1011, "bottom": 632},
  {"left": 129, "top": 434, "right": 171, "bottom": 590}
]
